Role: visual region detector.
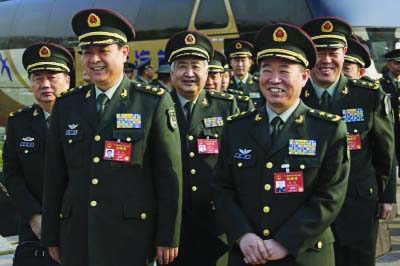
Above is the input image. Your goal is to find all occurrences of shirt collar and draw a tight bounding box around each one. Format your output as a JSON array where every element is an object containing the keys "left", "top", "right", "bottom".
[
  {"left": 265, "top": 99, "right": 300, "bottom": 124},
  {"left": 310, "top": 77, "right": 339, "bottom": 99},
  {"left": 43, "top": 109, "right": 51, "bottom": 120},
  {"left": 234, "top": 73, "right": 249, "bottom": 84},
  {"left": 176, "top": 91, "right": 200, "bottom": 108},
  {"left": 95, "top": 75, "right": 124, "bottom": 100}
]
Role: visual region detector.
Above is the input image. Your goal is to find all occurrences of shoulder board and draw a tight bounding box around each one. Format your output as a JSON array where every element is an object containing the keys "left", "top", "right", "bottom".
[
  {"left": 9, "top": 104, "right": 35, "bottom": 118},
  {"left": 307, "top": 109, "right": 341, "bottom": 123},
  {"left": 228, "top": 89, "right": 244, "bottom": 95},
  {"left": 379, "top": 76, "right": 391, "bottom": 84},
  {"left": 236, "top": 95, "right": 251, "bottom": 102},
  {"left": 252, "top": 76, "right": 259, "bottom": 81},
  {"left": 134, "top": 82, "right": 165, "bottom": 96},
  {"left": 349, "top": 78, "right": 379, "bottom": 90},
  {"left": 207, "top": 90, "right": 235, "bottom": 101},
  {"left": 227, "top": 108, "right": 256, "bottom": 122},
  {"left": 57, "top": 85, "right": 85, "bottom": 98},
  {"left": 360, "top": 75, "right": 378, "bottom": 83}
]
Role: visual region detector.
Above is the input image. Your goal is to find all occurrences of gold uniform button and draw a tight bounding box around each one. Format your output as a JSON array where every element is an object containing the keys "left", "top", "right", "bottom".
[
  {"left": 188, "top": 135, "right": 194, "bottom": 141},
  {"left": 126, "top": 137, "right": 131, "bottom": 142},
  {"left": 93, "top": 157, "right": 100, "bottom": 163},
  {"left": 92, "top": 178, "right": 99, "bottom": 185},
  {"left": 192, "top": 186, "right": 198, "bottom": 192},
  {"left": 214, "top": 134, "right": 219, "bottom": 138},
  {"left": 94, "top": 135, "right": 101, "bottom": 141},
  {"left": 90, "top": 200, "right": 97, "bottom": 207},
  {"left": 264, "top": 184, "right": 271, "bottom": 191},
  {"left": 140, "top": 212, "right": 147, "bottom": 220},
  {"left": 189, "top": 152, "right": 195, "bottom": 158},
  {"left": 24, "top": 150, "right": 28, "bottom": 154},
  {"left": 369, "top": 188, "right": 373, "bottom": 194},
  {"left": 300, "top": 164, "right": 305, "bottom": 170},
  {"left": 263, "top": 229, "right": 270, "bottom": 237},
  {"left": 266, "top": 162, "right": 273, "bottom": 169},
  {"left": 190, "top": 169, "right": 196, "bottom": 175},
  {"left": 237, "top": 162, "right": 243, "bottom": 168},
  {"left": 263, "top": 206, "right": 270, "bottom": 213},
  {"left": 59, "top": 213, "right": 63, "bottom": 219},
  {"left": 68, "top": 139, "right": 73, "bottom": 144},
  {"left": 316, "top": 241, "right": 323, "bottom": 249}
]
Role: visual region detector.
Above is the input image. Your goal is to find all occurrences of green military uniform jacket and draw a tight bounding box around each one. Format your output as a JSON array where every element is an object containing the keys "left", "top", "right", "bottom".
[
  {"left": 170, "top": 89, "right": 237, "bottom": 265},
  {"left": 301, "top": 75, "right": 394, "bottom": 245},
  {"left": 380, "top": 73, "right": 400, "bottom": 163},
  {"left": 215, "top": 102, "right": 350, "bottom": 266},
  {"left": 41, "top": 77, "right": 182, "bottom": 266},
  {"left": 228, "top": 74, "right": 264, "bottom": 108},
  {"left": 227, "top": 89, "right": 254, "bottom": 112},
  {"left": 3, "top": 104, "right": 47, "bottom": 241}
]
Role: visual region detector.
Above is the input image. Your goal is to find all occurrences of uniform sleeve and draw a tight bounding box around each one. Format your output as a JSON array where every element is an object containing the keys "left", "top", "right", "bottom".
[
  {"left": 371, "top": 90, "right": 395, "bottom": 195},
  {"left": 2, "top": 117, "right": 41, "bottom": 224},
  {"left": 380, "top": 154, "right": 397, "bottom": 203},
  {"left": 214, "top": 123, "right": 254, "bottom": 247},
  {"left": 151, "top": 93, "right": 182, "bottom": 247},
  {"left": 273, "top": 120, "right": 350, "bottom": 256},
  {"left": 41, "top": 100, "right": 68, "bottom": 247}
]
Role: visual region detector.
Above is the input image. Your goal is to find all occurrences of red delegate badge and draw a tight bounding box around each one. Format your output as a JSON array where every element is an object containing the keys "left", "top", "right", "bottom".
[
  {"left": 197, "top": 139, "right": 219, "bottom": 154},
  {"left": 347, "top": 133, "right": 361, "bottom": 150},
  {"left": 103, "top": 140, "right": 132, "bottom": 162},
  {"left": 274, "top": 171, "right": 304, "bottom": 193}
]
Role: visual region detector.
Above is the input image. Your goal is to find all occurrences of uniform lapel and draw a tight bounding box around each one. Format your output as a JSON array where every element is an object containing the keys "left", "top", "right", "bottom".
[
  {"left": 170, "top": 89, "right": 188, "bottom": 137},
  {"left": 249, "top": 107, "right": 271, "bottom": 155},
  {"left": 267, "top": 102, "right": 308, "bottom": 158},
  {"left": 97, "top": 77, "right": 131, "bottom": 132},
  {"left": 31, "top": 105, "right": 47, "bottom": 140},
  {"left": 81, "top": 85, "right": 97, "bottom": 131},
  {"left": 302, "top": 80, "right": 320, "bottom": 108},
  {"left": 189, "top": 89, "right": 208, "bottom": 132}
]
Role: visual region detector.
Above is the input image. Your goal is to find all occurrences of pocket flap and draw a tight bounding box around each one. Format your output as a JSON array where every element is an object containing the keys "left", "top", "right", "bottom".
[
  {"left": 113, "top": 129, "right": 144, "bottom": 142},
  {"left": 123, "top": 201, "right": 150, "bottom": 220},
  {"left": 202, "top": 128, "right": 222, "bottom": 138}
]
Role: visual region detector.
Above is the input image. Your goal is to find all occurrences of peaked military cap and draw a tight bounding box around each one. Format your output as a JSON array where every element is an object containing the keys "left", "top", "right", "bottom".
[
  {"left": 156, "top": 64, "right": 171, "bottom": 74},
  {"left": 254, "top": 23, "right": 317, "bottom": 68},
  {"left": 72, "top": 8, "right": 135, "bottom": 47},
  {"left": 165, "top": 30, "right": 213, "bottom": 63},
  {"left": 209, "top": 50, "right": 227, "bottom": 73},
  {"left": 384, "top": 49, "right": 400, "bottom": 62},
  {"left": 124, "top": 62, "right": 135, "bottom": 72},
  {"left": 136, "top": 59, "right": 153, "bottom": 71},
  {"left": 345, "top": 36, "right": 371, "bottom": 68},
  {"left": 226, "top": 40, "right": 253, "bottom": 58},
  {"left": 302, "top": 17, "right": 352, "bottom": 48},
  {"left": 22, "top": 42, "right": 74, "bottom": 74}
]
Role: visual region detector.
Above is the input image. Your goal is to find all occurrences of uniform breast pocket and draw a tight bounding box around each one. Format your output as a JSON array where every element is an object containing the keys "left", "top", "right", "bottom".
[
  {"left": 287, "top": 157, "right": 321, "bottom": 187},
  {"left": 228, "top": 157, "right": 258, "bottom": 195},
  {"left": 112, "top": 129, "right": 145, "bottom": 167},
  {"left": 62, "top": 132, "right": 85, "bottom": 168},
  {"left": 17, "top": 140, "right": 40, "bottom": 158}
]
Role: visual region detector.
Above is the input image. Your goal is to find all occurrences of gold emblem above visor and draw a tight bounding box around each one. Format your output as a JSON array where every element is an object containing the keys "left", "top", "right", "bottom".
[
  {"left": 88, "top": 13, "right": 101, "bottom": 27},
  {"left": 39, "top": 46, "right": 51, "bottom": 58},
  {"left": 185, "top": 34, "right": 196, "bottom": 45},
  {"left": 321, "top": 21, "right": 334, "bottom": 33},
  {"left": 235, "top": 42, "right": 242, "bottom": 49},
  {"left": 273, "top": 27, "right": 287, "bottom": 42}
]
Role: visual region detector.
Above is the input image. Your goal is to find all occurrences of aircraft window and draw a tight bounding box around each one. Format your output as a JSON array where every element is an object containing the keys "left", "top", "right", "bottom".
[
  {"left": 0, "top": 0, "right": 20, "bottom": 49},
  {"left": 195, "top": 0, "right": 228, "bottom": 30},
  {"left": 134, "top": 0, "right": 196, "bottom": 40},
  {"left": 230, "top": 0, "right": 312, "bottom": 33}
]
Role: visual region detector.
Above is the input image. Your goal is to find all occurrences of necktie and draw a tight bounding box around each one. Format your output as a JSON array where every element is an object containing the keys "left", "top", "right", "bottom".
[
  {"left": 46, "top": 115, "right": 51, "bottom": 128},
  {"left": 238, "top": 81, "right": 244, "bottom": 90},
  {"left": 184, "top": 101, "right": 194, "bottom": 122},
  {"left": 270, "top": 116, "right": 283, "bottom": 143},
  {"left": 97, "top": 93, "right": 109, "bottom": 121},
  {"left": 320, "top": 90, "right": 331, "bottom": 111}
]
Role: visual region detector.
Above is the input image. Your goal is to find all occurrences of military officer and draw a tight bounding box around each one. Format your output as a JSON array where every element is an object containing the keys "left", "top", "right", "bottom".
[
  {"left": 123, "top": 62, "right": 135, "bottom": 80},
  {"left": 380, "top": 49, "right": 400, "bottom": 178},
  {"left": 135, "top": 58, "right": 154, "bottom": 84},
  {"left": 165, "top": 30, "right": 237, "bottom": 266},
  {"left": 226, "top": 40, "right": 264, "bottom": 107},
  {"left": 41, "top": 9, "right": 182, "bottom": 266},
  {"left": 220, "top": 65, "right": 231, "bottom": 92},
  {"left": 215, "top": 22, "right": 350, "bottom": 266},
  {"left": 151, "top": 63, "right": 173, "bottom": 92},
  {"left": 301, "top": 17, "right": 394, "bottom": 266},
  {"left": 2, "top": 42, "right": 73, "bottom": 263}
]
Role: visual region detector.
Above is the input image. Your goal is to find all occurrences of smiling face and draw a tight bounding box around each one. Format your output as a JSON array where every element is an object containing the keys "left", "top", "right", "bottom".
[
  {"left": 81, "top": 43, "right": 128, "bottom": 90},
  {"left": 311, "top": 47, "right": 347, "bottom": 88},
  {"left": 29, "top": 71, "right": 70, "bottom": 104},
  {"left": 259, "top": 57, "right": 310, "bottom": 113},
  {"left": 170, "top": 56, "right": 208, "bottom": 100}
]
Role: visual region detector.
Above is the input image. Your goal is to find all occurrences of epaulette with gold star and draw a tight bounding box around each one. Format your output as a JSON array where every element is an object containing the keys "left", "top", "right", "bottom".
[
  {"left": 349, "top": 78, "right": 380, "bottom": 90},
  {"left": 235, "top": 95, "right": 251, "bottom": 102},
  {"left": 360, "top": 75, "right": 378, "bottom": 83},
  {"left": 8, "top": 104, "right": 35, "bottom": 118},
  {"left": 307, "top": 109, "right": 341, "bottom": 123},
  {"left": 57, "top": 85, "right": 85, "bottom": 98},
  {"left": 227, "top": 89, "right": 244, "bottom": 95},
  {"left": 135, "top": 82, "right": 165, "bottom": 96},
  {"left": 227, "top": 108, "right": 256, "bottom": 122},
  {"left": 207, "top": 90, "right": 235, "bottom": 101},
  {"left": 380, "top": 76, "right": 391, "bottom": 84}
]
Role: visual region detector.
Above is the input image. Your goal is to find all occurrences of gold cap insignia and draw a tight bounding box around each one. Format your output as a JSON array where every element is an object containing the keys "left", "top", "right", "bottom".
[
  {"left": 120, "top": 88, "right": 128, "bottom": 98},
  {"left": 321, "top": 21, "right": 333, "bottom": 33},
  {"left": 39, "top": 46, "right": 51, "bottom": 58},
  {"left": 235, "top": 42, "right": 242, "bottom": 49},
  {"left": 185, "top": 34, "right": 196, "bottom": 45},
  {"left": 273, "top": 27, "right": 287, "bottom": 42},
  {"left": 88, "top": 13, "right": 101, "bottom": 28}
]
